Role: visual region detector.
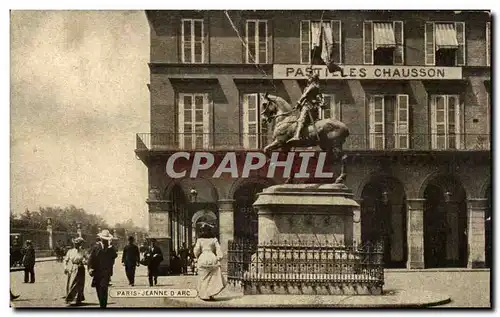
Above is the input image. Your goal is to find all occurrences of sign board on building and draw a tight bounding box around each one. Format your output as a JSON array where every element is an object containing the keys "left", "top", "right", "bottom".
[{"left": 273, "top": 65, "right": 463, "bottom": 80}]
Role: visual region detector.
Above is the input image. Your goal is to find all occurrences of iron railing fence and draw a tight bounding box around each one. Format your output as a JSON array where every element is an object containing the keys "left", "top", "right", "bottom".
[
  {"left": 136, "top": 133, "right": 491, "bottom": 152},
  {"left": 227, "top": 238, "right": 384, "bottom": 288}
]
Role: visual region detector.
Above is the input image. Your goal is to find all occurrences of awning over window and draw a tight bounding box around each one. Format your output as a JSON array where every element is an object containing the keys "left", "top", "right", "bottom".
[
  {"left": 435, "top": 23, "right": 459, "bottom": 49},
  {"left": 373, "top": 23, "right": 396, "bottom": 48}
]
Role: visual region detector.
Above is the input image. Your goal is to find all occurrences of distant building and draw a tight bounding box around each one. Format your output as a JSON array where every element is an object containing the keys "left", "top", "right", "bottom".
[{"left": 137, "top": 10, "right": 491, "bottom": 272}]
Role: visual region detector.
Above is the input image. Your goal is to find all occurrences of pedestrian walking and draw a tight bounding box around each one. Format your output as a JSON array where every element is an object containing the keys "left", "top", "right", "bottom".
[
  {"left": 193, "top": 223, "right": 226, "bottom": 301},
  {"left": 22, "top": 240, "right": 36, "bottom": 283},
  {"left": 122, "top": 236, "right": 140, "bottom": 286},
  {"left": 87, "top": 230, "right": 117, "bottom": 308},
  {"left": 179, "top": 243, "right": 189, "bottom": 275},
  {"left": 64, "top": 237, "right": 87, "bottom": 305},
  {"left": 143, "top": 238, "right": 163, "bottom": 286}
]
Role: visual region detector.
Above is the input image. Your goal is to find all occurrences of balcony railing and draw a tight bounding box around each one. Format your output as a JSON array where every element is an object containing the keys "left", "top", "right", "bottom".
[{"left": 136, "top": 133, "right": 491, "bottom": 152}]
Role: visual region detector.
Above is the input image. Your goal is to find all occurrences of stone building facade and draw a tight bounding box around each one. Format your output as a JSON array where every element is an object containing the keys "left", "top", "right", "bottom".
[{"left": 136, "top": 10, "right": 491, "bottom": 273}]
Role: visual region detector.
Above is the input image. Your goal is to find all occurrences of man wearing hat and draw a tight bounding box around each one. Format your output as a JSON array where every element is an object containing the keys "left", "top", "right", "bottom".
[
  {"left": 143, "top": 238, "right": 163, "bottom": 286},
  {"left": 22, "top": 240, "right": 36, "bottom": 283},
  {"left": 87, "top": 229, "right": 117, "bottom": 308},
  {"left": 287, "top": 72, "right": 324, "bottom": 144},
  {"left": 122, "top": 236, "right": 140, "bottom": 286}
]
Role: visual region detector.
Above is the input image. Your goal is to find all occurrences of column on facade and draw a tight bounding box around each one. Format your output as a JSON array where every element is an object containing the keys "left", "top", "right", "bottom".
[
  {"left": 218, "top": 199, "right": 235, "bottom": 273},
  {"left": 467, "top": 198, "right": 487, "bottom": 268},
  {"left": 147, "top": 198, "right": 172, "bottom": 274},
  {"left": 406, "top": 198, "right": 425, "bottom": 269},
  {"left": 353, "top": 199, "right": 362, "bottom": 246}
]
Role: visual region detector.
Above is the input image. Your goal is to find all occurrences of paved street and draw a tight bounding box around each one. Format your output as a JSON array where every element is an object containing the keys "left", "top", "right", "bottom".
[{"left": 10, "top": 260, "right": 491, "bottom": 308}]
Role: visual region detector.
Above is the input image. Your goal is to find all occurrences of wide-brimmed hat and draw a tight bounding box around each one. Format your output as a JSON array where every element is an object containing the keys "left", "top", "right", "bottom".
[
  {"left": 97, "top": 229, "right": 114, "bottom": 241},
  {"left": 72, "top": 237, "right": 85, "bottom": 245}
]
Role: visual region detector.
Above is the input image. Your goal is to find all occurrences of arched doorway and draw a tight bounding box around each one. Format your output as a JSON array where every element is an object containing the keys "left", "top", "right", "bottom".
[
  {"left": 360, "top": 176, "right": 407, "bottom": 268},
  {"left": 423, "top": 175, "right": 467, "bottom": 268},
  {"left": 191, "top": 210, "right": 218, "bottom": 242},
  {"left": 233, "top": 182, "right": 269, "bottom": 244},
  {"left": 485, "top": 185, "right": 492, "bottom": 268}
]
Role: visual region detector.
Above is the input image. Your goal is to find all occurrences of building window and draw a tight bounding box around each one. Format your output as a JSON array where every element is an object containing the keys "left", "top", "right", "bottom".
[
  {"left": 181, "top": 19, "right": 204, "bottom": 63},
  {"left": 486, "top": 22, "right": 491, "bottom": 66},
  {"left": 425, "top": 22, "right": 465, "bottom": 66},
  {"left": 368, "top": 94, "right": 409, "bottom": 150},
  {"left": 246, "top": 20, "right": 268, "bottom": 64},
  {"left": 241, "top": 93, "right": 269, "bottom": 149},
  {"left": 318, "top": 94, "right": 341, "bottom": 120},
  {"left": 178, "top": 93, "right": 211, "bottom": 149},
  {"left": 430, "top": 95, "right": 462, "bottom": 150},
  {"left": 300, "top": 20, "right": 342, "bottom": 64},
  {"left": 363, "top": 21, "right": 404, "bottom": 65}
]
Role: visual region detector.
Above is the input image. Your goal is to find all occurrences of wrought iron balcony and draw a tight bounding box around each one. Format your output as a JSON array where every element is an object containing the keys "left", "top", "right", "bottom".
[{"left": 136, "top": 133, "right": 491, "bottom": 152}]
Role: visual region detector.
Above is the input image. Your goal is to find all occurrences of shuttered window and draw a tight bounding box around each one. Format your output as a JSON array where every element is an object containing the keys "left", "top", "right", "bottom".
[
  {"left": 319, "top": 94, "right": 341, "bottom": 120},
  {"left": 242, "top": 93, "right": 268, "bottom": 149},
  {"left": 181, "top": 19, "right": 204, "bottom": 63},
  {"left": 430, "top": 95, "right": 462, "bottom": 149},
  {"left": 395, "top": 95, "right": 409, "bottom": 149},
  {"left": 300, "top": 20, "right": 342, "bottom": 64},
  {"left": 178, "top": 93, "right": 211, "bottom": 149},
  {"left": 364, "top": 21, "right": 404, "bottom": 65},
  {"left": 425, "top": 22, "right": 465, "bottom": 66},
  {"left": 246, "top": 20, "right": 268, "bottom": 64}
]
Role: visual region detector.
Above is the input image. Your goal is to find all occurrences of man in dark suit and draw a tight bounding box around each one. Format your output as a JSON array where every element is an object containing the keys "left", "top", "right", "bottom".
[
  {"left": 87, "top": 230, "right": 117, "bottom": 308},
  {"left": 122, "top": 236, "right": 140, "bottom": 286},
  {"left": 144, "top": 239, "right": 163, "bottom": 286},
  {"left": 22, "top": 240, "right": 36, "bottom": 283}
]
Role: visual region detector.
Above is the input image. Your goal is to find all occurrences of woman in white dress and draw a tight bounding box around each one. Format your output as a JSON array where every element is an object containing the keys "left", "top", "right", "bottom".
[
  {"left": 64, "top": 237, "right": 87, "bottom": 305},
  {"left": 194, "top": 223, "right": 227, "bottom": 300}
]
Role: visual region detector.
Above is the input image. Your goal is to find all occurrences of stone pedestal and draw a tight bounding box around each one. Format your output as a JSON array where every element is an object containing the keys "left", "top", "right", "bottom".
[
  {"left": 407, "top": 199, "right": 425, "bottom": 269},
  {"left": 147, "top": 199, "right": 172, "bottom": 275},
  {"left": 467, "top": 198, "right": 487, "bottom": 268},
  {"left": 255, "top": 184, "right": 359, "bottom": 245},
  {"left": 218, "top": 199, "right": 235, "bottom": 273},
  {"left": 245, "top": 183, "right": 382, "bottom": 296}
]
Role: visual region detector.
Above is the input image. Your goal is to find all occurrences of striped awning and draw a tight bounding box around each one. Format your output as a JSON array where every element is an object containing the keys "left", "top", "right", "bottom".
[
  {"left": 435, "top": 23, "right": 459, "bottom": 49},
  {"left": 373, "top": 23, "right": 396, "bottom": 48}
]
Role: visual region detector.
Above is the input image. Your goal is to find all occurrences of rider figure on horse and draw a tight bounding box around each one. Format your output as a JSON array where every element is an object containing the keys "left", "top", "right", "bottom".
[{"left": 287, "top": 72, "right": 323, "bottom": 144}]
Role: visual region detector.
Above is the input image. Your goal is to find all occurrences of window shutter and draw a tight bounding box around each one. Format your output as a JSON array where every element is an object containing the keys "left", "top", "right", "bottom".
[
  {"left": 431, "top": 95, "right": 446, "bottom": 149},
  {"left": 393, "top": 21, "right": 404, "bottom": 65},
  {"left": 455, "top": 22, "right": 465, "bottom": 66},
  {"left": 245, "top": 21, "right": 254, "bottom": 64},
  {"left": 448, "top": 95, "right": 462, "bottom": 149},
  {"left": 321, "top": 94, "right": 337, "bottom": 120},
  {"left": 300, "top": 21, "right": 311, "bottom": 64},
  {"left": 395, "top": 94, "right": 409, "bottom": 149},
  {"left": 242, "top": 94, "right": 258, "bottom": 149},
  {"left": 332, "top": 20, "right": 342, "bottom": 64},
  {"left": 486, "top": 22, "right": 491, "bottom": 66},
  {"left": 203, "top": 94, "right": 211, "bottom": 148},
  {"left": 369, "top": 95, "right": 385, "bottom": 149},
  {"left": 425, "top": 22, "right": 435, "bottom": 65},
  {"left": 258, "top": 21, "right": 268, "bottom": 64},
  {"left": 363, "top": 21, "right": 373, "bottom": 65}
]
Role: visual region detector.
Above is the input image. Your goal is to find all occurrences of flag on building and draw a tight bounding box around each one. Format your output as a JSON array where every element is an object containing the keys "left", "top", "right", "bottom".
[{"left": 310, "top": 22, "right": 343, "bottom": 73}]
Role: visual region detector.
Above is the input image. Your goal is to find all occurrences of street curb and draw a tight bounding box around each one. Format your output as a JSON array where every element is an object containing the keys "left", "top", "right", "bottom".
[
  {"left": 164, "top": 289, "right": 452, "bottom": 308},
  {"left": 386, "top": 268, "right": 490, "bottom": 273}
]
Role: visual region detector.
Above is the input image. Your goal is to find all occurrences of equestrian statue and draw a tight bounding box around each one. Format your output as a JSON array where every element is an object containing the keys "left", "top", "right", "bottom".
[{"left": 260, "top": 72, "right": 350, "bottom": 184}]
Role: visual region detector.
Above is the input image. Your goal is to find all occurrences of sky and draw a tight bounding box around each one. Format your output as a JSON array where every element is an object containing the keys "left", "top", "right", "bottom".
[{"left": 10, "top": 11, "right": 151, "bottom": 228}]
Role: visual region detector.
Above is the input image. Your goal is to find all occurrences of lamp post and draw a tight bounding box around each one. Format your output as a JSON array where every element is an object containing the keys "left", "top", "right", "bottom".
[
  {"left": 190, "top": 187, "right": 198, "bottom": 245},
  {"left": 47, "top": 218, "right": 53, "bottom": 250}
]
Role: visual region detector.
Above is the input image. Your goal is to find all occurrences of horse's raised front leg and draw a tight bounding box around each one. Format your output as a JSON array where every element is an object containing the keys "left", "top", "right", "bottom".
[
  {"left": 263, "top": 139, "right": 282, "bottom": 157},
  {"left": 334, "top": 154, "right": 348, "bottom": 184}
]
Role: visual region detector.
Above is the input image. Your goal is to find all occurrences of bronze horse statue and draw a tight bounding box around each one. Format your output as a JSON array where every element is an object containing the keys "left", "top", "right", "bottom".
[{"left": 261, "top": 93, "right": 349, "bottom": 184}]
